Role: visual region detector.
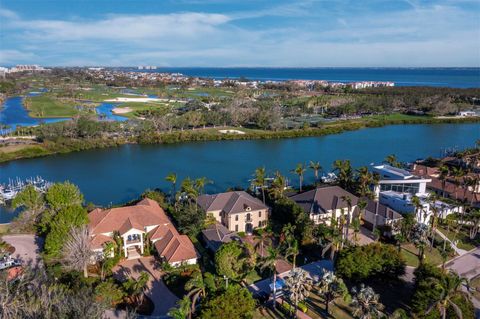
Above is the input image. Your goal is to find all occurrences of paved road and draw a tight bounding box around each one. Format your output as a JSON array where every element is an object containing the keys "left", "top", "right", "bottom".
[
  {"left": 446, "top": 247, "right": 480, "bottom": 318},
  {"left": 446, "top": 247, "right": 480, "bottom": 280},
  {"left": 2, "top": 234, "right": 43, "bottom": 268}
]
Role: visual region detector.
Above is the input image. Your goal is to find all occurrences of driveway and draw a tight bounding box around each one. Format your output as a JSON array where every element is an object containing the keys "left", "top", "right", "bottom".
[
  {"left": 446, "top": 247, "right": 480, "bottom": 280},
  {"left": 1, "top": 234, "right": 43, "bottom": 268},
  {"left": 113, "top": 257, "right": 179, "bottom": 317}
]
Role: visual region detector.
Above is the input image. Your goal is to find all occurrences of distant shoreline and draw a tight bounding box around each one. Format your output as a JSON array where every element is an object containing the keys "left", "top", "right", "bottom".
[{"left": 1, "top": 116, "right": 479, "bottom": 164}]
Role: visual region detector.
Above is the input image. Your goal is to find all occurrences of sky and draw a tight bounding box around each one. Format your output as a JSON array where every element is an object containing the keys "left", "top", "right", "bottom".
[{"left": 0, "top": 0, "right": 479, "bottom": 67}]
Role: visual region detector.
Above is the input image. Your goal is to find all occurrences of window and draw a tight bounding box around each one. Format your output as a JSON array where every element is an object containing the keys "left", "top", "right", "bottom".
[
  {"left": 246, "top": 213, "right": 251, "bottom": 222},
  {"left": 259, "top": 211, "right": 262, "bottom": 218},
  {"left": 235, "top": 225, "right": 238, "bottom": 232},
  {"left": 235, "top": 215, "right": 239, "bottom": 221}
]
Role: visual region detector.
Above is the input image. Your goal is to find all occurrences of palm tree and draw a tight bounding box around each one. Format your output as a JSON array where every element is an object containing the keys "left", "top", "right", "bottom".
[
  {"left": 292, "top": 163, "right": 306, "bottom": 192},
  {"left": 424, "top": 271, "right": 469, "bottom": 319},
  {"left": 351, "top": 217, "right": 361, "bottom": 245},
  {"left": 270, "top": 171, "right": 286, "bottom": 199},
  {"left": 165, "top": 172, "right": 177, "bottom": 201},
  {"left": 316, "top": 270, "right": 349, "bottom": 314},
  {"left": 283, "top": 268, "right": 313, "bottom": 318},
  {"left": 309, "top": 161, "right": 322, "bottom": 183},
  {"left": 411, "top": 223, "right": 429, "bottom": 261},
  {"left": 427, "top": 194, "right": 440, "bottom": 249},
  {"left": 451, "top": 167, "right": 465, "bottom": 201},
  {"left": 385, "top": 154, "right": 400, "bottom": 168},
  {"left": 333, "top": 160, "right": 353, "bottom": 191},
  {"left": 411, "top": 195, "right": 425, "bottom": 224},
  {"left": 438, "top": 165, "right": 450, "bottom": 198},
  {"left": 350, "top": 284, "right": 384, "bottom": 319},
  {"left": 123, "top": 272, "right": 149, "bottom": 305},
  {"left": 168, "top": 296, "right": 192, "bottom": 319},
  {"left": 356, "top": 167, "right": 374, "bottom": 198},
  {"left": 357, "top": 199, "right": 367, "bottom": 225},
  {"left": 194, "top": 177, "right": 211, "bottom": 195},
  {"left": 260, "top": 247, "right": 280, "bottom": 309},
  {"left": 253, "top": 166, "right": 267, "bottom": 203},
  {"left": 341, "top": 195, "right": 353, "bottom": 243},
  {"left": 254, "top": 229, "right": 272, "bottom": 258},
  {"left": 285, "top": 239, "right": 299, "bottom": 269},
  {"left": 185, "top": 272, "right": 206, "bottom": 318}
]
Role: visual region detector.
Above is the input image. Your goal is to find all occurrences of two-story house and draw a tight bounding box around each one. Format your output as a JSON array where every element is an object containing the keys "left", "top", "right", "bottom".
[
  {"left": 197, "top": 191, "right": 270, "bottom": 234},
  {"left": 289, "top": 186, "right": 358, "bottom": 225},
  {"left": 88, "top": 198, "right": 197, "bottom": 266}
]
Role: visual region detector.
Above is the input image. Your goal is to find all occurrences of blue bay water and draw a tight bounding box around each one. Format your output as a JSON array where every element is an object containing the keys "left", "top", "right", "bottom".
[
  {"left": 125, "top": 67, "right": 480, "bottom": 88},
  {"left": 1, "top": 123, "right": 479, "bottom": 222}
]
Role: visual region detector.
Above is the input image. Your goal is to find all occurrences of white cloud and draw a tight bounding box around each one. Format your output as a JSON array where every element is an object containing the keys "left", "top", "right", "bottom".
[
  {"left": 0, "top": 2, "right": 478, "bottom": 66},
  {"left": 0, "top": 50, "right": 36, "bottom": 64}
]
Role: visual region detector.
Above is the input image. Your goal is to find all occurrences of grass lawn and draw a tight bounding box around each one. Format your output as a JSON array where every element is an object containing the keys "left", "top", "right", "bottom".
[
  {"left": 366, "top": 113, "right": 429, "bottom": 121},
  {"left": 400, "top": 243, "right": 444, "bottom": 267},
  {"left": 245, "top": 269, "right": 263, "bottom": 285},
  {"left": 24, "top": 95, "right": 78, "bottom": 118},
  {"left": 0, "top": 144, "right": 51, "bottom": 163},
  {"left": 305, "top": 289, "right": 354, "bottom": 319},
  {"left": 0, "top": 224, "right": 10, "bottom": 234},
  {"left": 436, "top": 226, "right": 479, "bottom": 251}
]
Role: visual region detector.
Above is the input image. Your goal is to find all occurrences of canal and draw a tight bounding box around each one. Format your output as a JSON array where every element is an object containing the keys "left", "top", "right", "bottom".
[{"left": 1, "top": 122, "right": 478, "bottom": 222}]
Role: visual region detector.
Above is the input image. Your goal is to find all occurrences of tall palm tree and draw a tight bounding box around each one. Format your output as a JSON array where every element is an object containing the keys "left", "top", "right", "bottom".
[
  {"left": 253, "top": 167, "right": 267, "bottom": 204},
  {"left": 165, "top": 172, "right": 177, "bottom": 200},
  {"left": 185, "top": 272, "right": 206, "bottom": 318},
  {"left": 427, "top": 194, "right": 440, "bottom": 249},
  {"left": 194, "top": 177, "right": 211, "bottom": 195},
  {"left": 168, "top": 296, "right": 191, "bottom": 319},
  {"left": 451, "top": 167, "right": 465, "bottom": 201},
  {"left": 424, "top": 271, "right": 469, "bottom": 319},
  {"left": 316, "top": 270, "right": 349, "bottom": 314},
  {"left": 350, "top": 284, "right": 384, "bottom": 319},
  {"left": 260, "top": 247, "right": 280, "bottom": 309},
  {"left": 357, "top": 199, "right": 367, "bottom": 225},
  {"left": 341, "top": 195, "right": 353, "bottom": 243},
  {"left": 309, "top": 161, "right": 322, "bottom": 183},
  {"left": 254, "top": 229, "right": 272, "bottom": 258},
  {"left": 292, "top": 163, "right": 306, "bottom": 192},
  {"left": 283, "top": 268, "right": 313, "bottom": 318},
  {"left": 411, "top": 223, "right": 429, "bottom": 262},
  {"left": 285, "top": 239, "right": 299, "bottom": 269},
  {"left": 333, "top": 160, "right": 353, "bottom": 191},
  {"left": 356, "top": 167, "right": 374, "bottom": 198},
  {"left": 270, "top": 171, "right": 286, "bottom": 199},
  {"left": 438, "top": 165, "right": 450, "bottom": 198}
]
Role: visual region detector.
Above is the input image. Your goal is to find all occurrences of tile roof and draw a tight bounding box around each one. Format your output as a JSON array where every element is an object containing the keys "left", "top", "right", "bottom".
[
  {"left": 197, "top": 191, "right": 269, "bottom": 215},
  {"left": 202, "top": 223, "right": 239, "bottom": 251},
  {"left": 88, "top": 198, "right": 197, "bottom": 264},
  {"left": 289, "top": 186, "right": 358, "bottom": 215},
  {"left": 91, "top": 234, "right": 115, "bottom": 250},
  {"left": 88, "top": 198, "right": 169, "bottom": 235}
]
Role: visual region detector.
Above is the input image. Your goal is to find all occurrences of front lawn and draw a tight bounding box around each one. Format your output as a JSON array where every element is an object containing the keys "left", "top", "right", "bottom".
[
  {"left": 400, "top": 243, "right": 444, "bottom": 267},
  {"left": 471, "top": 276, "right": 480, "bottom": 301},
  {"left": 436, "top": 226, "right": 479, "bottom": 251}
]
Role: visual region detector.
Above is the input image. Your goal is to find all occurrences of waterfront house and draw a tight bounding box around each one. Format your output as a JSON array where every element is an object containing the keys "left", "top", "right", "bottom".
[
  {"left": 197, "top": 191, "right": 270, "bottom": 234},
  {"left": 289, "top": 186, "right": 358, "bottom": 225},
  {"left": 371, "top": 164, "right": 432, "bottom": 198},
  {"left": 88, "top": 198, "right": 197, "bottom": 266}
]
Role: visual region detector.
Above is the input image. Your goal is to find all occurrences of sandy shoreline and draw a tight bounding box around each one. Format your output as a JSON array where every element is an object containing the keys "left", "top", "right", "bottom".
[
  {"left": 112, "top": 107, "right": 133, "bottom": 114},
  {"left": 105, "top": 97, "right": 161, "bottom": 103}
]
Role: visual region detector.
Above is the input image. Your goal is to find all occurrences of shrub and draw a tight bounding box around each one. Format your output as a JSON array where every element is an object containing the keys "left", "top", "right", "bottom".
[{"left": 335, "top": 243, "right": 406, "bottom": 281}]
